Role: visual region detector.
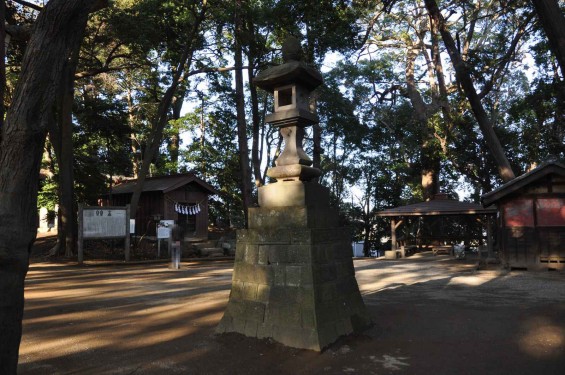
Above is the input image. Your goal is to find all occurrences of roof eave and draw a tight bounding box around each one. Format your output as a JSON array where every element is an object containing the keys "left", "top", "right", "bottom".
[
  {"left": 375, "top": 209, "right": 497, "bottom": 217},
  {"left": 481, "top": 162, "right": 565, "bottom": 206}
]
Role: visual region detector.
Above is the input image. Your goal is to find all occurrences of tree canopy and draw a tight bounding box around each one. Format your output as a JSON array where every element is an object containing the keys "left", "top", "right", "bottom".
[{"left": 2, "top": 0, "right": 562, "bottom": 247}]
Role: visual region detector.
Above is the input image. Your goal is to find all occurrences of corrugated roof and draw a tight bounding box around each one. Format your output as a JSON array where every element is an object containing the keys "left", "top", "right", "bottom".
[
  {"left": 375, "top": 194, "right": 496, "bottom": 217},
  {"left": 109, "top": 173, "right": 218, "bottom": 195},
  {"left": 481, "top": 160, "right": 565, "bottom": 207}
]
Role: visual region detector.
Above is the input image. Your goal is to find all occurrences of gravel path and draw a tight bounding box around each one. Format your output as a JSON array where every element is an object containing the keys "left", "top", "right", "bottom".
[{"left": 19, "top": 253, "right": 565, "bottom": 375}]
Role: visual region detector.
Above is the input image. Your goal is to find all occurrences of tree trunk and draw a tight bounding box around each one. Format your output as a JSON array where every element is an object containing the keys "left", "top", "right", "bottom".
[
  {"left": 234, "top": 0, "right": 253, "bottom": 227},
  {"left": 312, "top": 123, "right": 322, "bottom": 172},
  {"left": 59, "top": 49, "right": 80, "bottom": 257},
  {"left": 363, "top": 223, "right": 372, "bottom": 257},
  {"left": 0, "top": 1, "right": 106, "bottom": 372},
  {"left": 424, "top": 0, "right": 515, "bottom": 183},
  {"left": 406, "top": 44, "right": 440, "bottom": 199},
  {"left": 0, "top": 0, "right": 5, "bottom": 133},
  {"left": 198, "top": 93, "right": 207, "bottom": 174},
  {"left": 249, "top": 61, "right": 264, "bottom": 188},
  {"left": 362, "top": 173, "right": 373, "bottom": 257},
  {"left": 48, "top": 45, "right": 81, "bottom": 257},
  {"left": 245, "top": 15, "right": 264, "bottom": 188},
  {"left": 129, "top": 52, "right": 191, "bottom": 220},
  {"left": 531, "top": 0, "right": 565, "bottom": 77},
  {"left": 47, "top": 45, "right": 80, "bottom": 258},
  {"left": 169, "top": 90, "right": 185, "bottom": 173},
  {"left": 126, "top": 87, "right": 140, "bottom": 178}
]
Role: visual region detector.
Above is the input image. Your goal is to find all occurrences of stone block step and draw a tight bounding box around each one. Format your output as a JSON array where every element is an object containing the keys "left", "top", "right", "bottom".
[
  {"left": 199, "top": 247, "right": 224, "bottom": 257},
  {"left": 193, "top": 241, "right": 218, "bottom": 251}
]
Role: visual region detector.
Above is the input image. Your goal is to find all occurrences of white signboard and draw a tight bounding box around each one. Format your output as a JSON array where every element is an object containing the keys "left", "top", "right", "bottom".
[
  {"left": 157, "top": 220, "right": 175, "bottom": 239},
  {"left": 83, "top": 208, "right": 127, "bottom": 238},
  {"left": 78, "top": 205, "right": 131, "bottom": 265}
]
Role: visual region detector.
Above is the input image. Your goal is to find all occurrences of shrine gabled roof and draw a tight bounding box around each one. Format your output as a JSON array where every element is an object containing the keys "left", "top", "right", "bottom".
[
  {"left": 108, "top": 173, "right": 218, "bottom": 195},
  {"left": 375, "top": 194, "right": 496, "bottom": 217},
  {"left": 481, "top": 160, "right": 565, "bottom": 207}
]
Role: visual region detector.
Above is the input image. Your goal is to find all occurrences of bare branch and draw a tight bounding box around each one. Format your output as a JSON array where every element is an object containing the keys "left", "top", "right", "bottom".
[
  {"left": 11, "top": 0, "right": 42, "bottom": 11},
  {"left": 188, "top": 65, "right": 250, "bottom": 76},
  {"left": 74, "top": 64, "right": 137, "bottom": 79},
  {"left": 478, "top": 12, "right": 535, "bottom": 99}
]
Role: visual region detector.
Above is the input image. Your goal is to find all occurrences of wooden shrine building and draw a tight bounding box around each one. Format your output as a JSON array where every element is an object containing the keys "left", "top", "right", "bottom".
[
  {"left": 482, "top": 161, "right": 565, "bottom": 271},
  {"left": 102, "top": 173, "right": 218, "bottom": 239},
  {"left": 376, "top": 193, "right": 497, "bottom": 259}
]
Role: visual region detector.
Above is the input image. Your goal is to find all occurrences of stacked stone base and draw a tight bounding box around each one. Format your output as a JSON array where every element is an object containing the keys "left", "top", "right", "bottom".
[{"left": 217, "top": 194, "right": 371, "bottom": 351}]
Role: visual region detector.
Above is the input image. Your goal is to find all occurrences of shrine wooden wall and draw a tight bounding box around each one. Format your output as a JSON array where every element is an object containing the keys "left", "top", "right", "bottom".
[{"left": 499, "top": 176, "right": 565, "bottom": 270}]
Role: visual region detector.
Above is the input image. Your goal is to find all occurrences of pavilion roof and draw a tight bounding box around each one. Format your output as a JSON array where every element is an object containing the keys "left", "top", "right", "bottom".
[{"left": 375, "top": 193, "right": 497, "bottom": 217}]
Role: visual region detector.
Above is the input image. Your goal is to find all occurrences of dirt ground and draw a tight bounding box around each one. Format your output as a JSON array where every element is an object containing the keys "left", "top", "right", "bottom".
[{"left": 19, "top": 236, "right": 565, "bottom": 374}]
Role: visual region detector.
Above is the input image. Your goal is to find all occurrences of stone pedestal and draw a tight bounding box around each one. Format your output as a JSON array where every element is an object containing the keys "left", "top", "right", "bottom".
[{"left": 217, "top": 181, "right": 371, "bottom": 351}]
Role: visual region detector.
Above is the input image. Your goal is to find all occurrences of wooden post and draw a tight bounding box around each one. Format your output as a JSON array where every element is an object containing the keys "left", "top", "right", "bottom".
[
  {"left": 487, "top": 215, "right": 494, "bottom": 259},
  {"left": 386, "top": 218, "right": 404, "bottom": 259},
  {"left": 391, "top": 218, "right": 397, "bottom": 251},
  {"left": 78, "top": 205, "right": 84, "bottom": 265},
  {"left": 125, "top": 204, "right": 131, "bottom": 262}
]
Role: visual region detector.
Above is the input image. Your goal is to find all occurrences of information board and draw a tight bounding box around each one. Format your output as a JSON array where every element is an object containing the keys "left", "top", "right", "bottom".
[
  {"left": 157, "top": 220, "right": 175, "bottom": 239},
  {"left": 78, "top": 205, "right": 130, "bottom": 265},
  {"left": 83, "top": 208, "right": 127, "bottom": 238}
]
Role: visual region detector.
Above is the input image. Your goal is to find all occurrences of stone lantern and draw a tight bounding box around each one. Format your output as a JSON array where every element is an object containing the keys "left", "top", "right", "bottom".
[
  {"left": 217, "top": 36, "right": 370, "bottom": 351},
  {"left": 254, "top": 36, "right": 322, "bottom": 184}
]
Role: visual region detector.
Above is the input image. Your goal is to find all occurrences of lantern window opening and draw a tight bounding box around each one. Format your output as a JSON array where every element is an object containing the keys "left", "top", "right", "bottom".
[{"left": 275, "top": 84, "right": 296, "bottom": 111}]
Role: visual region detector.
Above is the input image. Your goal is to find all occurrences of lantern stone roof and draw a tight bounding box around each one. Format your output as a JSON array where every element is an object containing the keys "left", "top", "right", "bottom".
[
  {"left": 107, "top": 173, "right": 218, "bottom": 195},
  {"left": 254, "top": 36, "right": 323, "bottom": 92},
  {"left": 254, "top": 61, "right": 323, "bottom": 92},
  {"left": 481, "top": 160, "right": 565, "bottom": 207},
  {"left": 375, "top": 193, "right": 496, "bottom": 217}
]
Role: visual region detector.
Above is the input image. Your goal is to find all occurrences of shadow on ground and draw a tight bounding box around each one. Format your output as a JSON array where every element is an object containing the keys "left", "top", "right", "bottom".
[{"left": 19, "top": 253, "right": 565, "bottom": 375}]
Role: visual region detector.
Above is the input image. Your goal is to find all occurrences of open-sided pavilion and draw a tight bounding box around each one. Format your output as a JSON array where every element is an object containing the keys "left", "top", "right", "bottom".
[{"left": 375, "top": 193, "right": 497, "bottom": 259}]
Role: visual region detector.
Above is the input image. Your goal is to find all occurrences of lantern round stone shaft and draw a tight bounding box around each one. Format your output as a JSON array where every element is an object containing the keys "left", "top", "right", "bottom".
[{"left": 276, "top": 126, "right": 311, "bottom": 167}]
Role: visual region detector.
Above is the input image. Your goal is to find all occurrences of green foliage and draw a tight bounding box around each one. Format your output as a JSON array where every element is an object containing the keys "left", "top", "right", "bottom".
[
  {"left": 24, "top": 0, "right": 564, "bottom": 240},
  {"left": 37, "top": 178, "right": 58, "bottom": 212}
]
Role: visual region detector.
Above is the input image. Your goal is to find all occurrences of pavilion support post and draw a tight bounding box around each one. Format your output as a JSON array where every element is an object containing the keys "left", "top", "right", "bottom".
[
  {"left": 386, "top": 218, "right": 403, "bottom": 259},
  {"left": 391, "top": 219, "right": 397, "bottom": 251},
  {"left": 486, "top": 215, "right": 494, "bottom": 260},
  {"left": 464, "top": 217, "right": 470, "bottom": 248}
]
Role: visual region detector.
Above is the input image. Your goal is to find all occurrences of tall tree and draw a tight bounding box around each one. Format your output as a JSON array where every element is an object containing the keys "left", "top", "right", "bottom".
[
  {"left": 129, "top": 0, "right": 208, "bottom": 220},
  {"left": 531, "top": 0, "right": 565, "bottom": 77},
  {"left": 47, "top": 46, "right": 81, "bottom": 257},
  {"left": 0, "top": 1, "right": 108, "bottom": 371},
  {"left": 423, "top": 0, "right": 516, "bottom": 182},
  {"left": 233, "top": 0, "right": 253, "bottom": 227}
]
